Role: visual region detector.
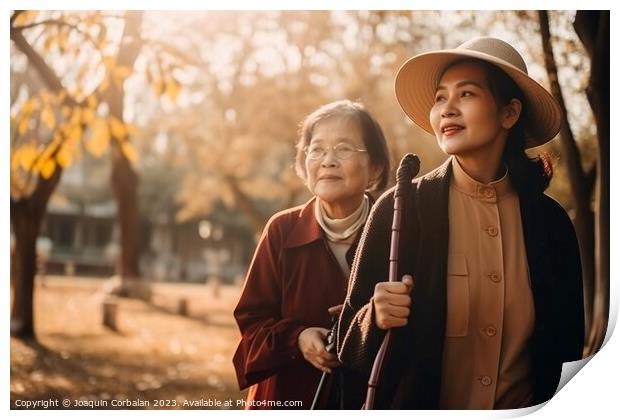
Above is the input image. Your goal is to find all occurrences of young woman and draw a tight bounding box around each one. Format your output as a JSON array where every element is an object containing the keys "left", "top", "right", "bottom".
[
  {"left": 337, "top": 37, "right": 584, "bottom": 409},
  {"left": 233, "top": 100, "right": 390, "bottom": 409}
]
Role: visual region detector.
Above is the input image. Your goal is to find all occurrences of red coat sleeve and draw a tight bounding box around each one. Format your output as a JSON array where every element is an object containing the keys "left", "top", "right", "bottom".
[{"left": 232, "top": 214, "right": 307, "bottom": 390}]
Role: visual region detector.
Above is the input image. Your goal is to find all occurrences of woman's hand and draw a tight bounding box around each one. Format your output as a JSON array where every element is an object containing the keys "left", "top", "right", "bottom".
[
  {"left": 297, "top": 327, "right": 341, "bottom": 374},
  {"left": 372, "top": 274, "right": 414, "bottom": 330}
]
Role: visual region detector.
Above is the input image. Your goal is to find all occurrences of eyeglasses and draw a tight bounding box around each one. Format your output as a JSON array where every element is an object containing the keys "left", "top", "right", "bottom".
[{"left": 304, "top": 143, "right": 367, "bottom": 161}]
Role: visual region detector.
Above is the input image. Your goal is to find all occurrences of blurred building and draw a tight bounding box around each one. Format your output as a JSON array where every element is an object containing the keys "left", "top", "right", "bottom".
[
  {"left": 40, "top": 201, "right": 252, "bottom": 284},
  {"left": 36, "top": 153, "right": 254, "bottom": 283},
  {"left": 42, "top": 200, "right": 117, "bottom": 277}
]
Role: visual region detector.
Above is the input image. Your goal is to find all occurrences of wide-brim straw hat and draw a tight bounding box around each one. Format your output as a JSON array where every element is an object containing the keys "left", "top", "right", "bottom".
[{"left": 394, "top": 36, "right": 562, "bottom": 148}]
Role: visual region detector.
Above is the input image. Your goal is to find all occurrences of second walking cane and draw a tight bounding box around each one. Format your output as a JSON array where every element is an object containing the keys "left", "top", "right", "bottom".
[{"left": 363, "top": 153, "right": 420, "bottom": 410}]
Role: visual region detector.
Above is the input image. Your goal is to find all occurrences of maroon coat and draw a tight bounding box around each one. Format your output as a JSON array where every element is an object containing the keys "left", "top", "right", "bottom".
[{"left": 233, "top": 197, "right": 362, "bottom": 409}]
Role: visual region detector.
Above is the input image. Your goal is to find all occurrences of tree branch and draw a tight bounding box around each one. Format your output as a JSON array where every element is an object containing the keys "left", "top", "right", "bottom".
[
  {"left": 10, "top": 22, "right": 84, "bottom": 200},
  {"left": 10, "top": 28, "right": 75, "bottom": 102},
  {"left": 537, "top": 11, "right": 587, "bottom": 194},
  {"left": 12, "top": 18, "right": 101, "bottom": 51}
]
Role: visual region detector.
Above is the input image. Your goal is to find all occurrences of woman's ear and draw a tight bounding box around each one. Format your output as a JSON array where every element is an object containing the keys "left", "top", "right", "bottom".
[{"left": 502, "top": 98, "right": 522, "bottom": 129}]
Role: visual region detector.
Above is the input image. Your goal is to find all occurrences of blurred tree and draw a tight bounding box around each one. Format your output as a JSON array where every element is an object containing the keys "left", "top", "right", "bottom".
[
  {"left": 573, "top": 10, "right": 609, "bottom": 356},
  {"left": 538, "top": 11, "right": 608, "bottom": 357},
  {"left": 10, "top": 10, "right": 108, "bottom": 338},
  {"left": 161, "top": 11, "right": 336, "bottom": 234},
  {"left": 538, "top": 11, "right": 595, "bottom": 351},
  {"left": 133, "top": 11, "right": 595, "bottom": 243},
  {"left": 10, "top": 10, "right": 191, "bottom": 338},
  {"left": 99, "top": 11, "right": 145, "bottom": 297},
  {"left": 162, "top": 11, "right": 450, "bottom": 235},
  {"left": 330, "top": 11, "right": 447, "bottom": 174}
]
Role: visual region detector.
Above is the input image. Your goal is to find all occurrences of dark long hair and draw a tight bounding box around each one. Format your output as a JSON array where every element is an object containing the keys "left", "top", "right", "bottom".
[
  {"left": 445, "top": 59, "right": 553, "bottom": 196},
  {"left": 482, "top": 61, "right": 553, "bottom": 196}
]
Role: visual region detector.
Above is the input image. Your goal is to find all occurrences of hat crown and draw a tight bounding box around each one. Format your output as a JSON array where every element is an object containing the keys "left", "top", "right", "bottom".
[{"left": 458, "top": 37, "right": 528, "bottom": 74}]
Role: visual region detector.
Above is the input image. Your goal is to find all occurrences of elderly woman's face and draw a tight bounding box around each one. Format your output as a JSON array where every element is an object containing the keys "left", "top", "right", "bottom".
[{"left": 305, "top": 117, "right": 378, "bottom": 216}]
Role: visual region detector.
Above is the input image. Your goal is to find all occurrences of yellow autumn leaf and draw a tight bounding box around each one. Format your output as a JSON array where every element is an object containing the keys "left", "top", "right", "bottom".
[
  {"left": 109, "top": 116, "right": 127, "bottom": 140},
  {"left": 114, "top": 65, "right": 131, "bottom": 81},
  {"left": 70, "top": 107, "right": 82, "bottom": 124},
  {"left": 87, "top": 119, "right": 110, "bottom": 157},
  {"left": 18, "top": 144, "right": 38, "bottom": 171},
  {"left": 82, "top": 108, "right": 96, "bottom": 124},
  {"left": 87, "top": 95, "right": 98, "bottom": 109},
  {"left": 125, "top": 124, "right": 139, "bottom": 135},
  {"left": 11, "top": 149, "right": 20, "bottom": 171},
  {"left": 57, "top": 90, "right": 67, "bottom": 104},
  {"left": 153, "top": 79, "right": 165, "bottom": 96},
  {"left": 121, "top": 142, "right": 138, "bottom": 164},
  {"left": 58, "top": 29, "right": 69, "bottom": 45},
  {"left": 18, "top": 116, "right": 29, "bottom": 135},
  {"left": 102, "top": 56, "right": 116, "bottom": 68},
  {"left": 166, "top": 78, "right": 181, "bottom": 103},
  {"left": 13, "top": 11, "right": 38, "bottom": 26},
  {"left": 21, "top": 97, "right": 39, "bottom": 114},
  {"left": 40, "top": 158, "right": 57, "bottom": 179},
  {"left": 43, "top": 34, "right": 59, "bottom": 51},
  {"left": 40, "top": 90, "right": 54, "bottom": 103},
  {"left": 56, "top": 146, "right": 73, "bottom": 168},
  {"left": 62, "top": 106, "right": 72, "bottom": 117},
  {"left": 41, "top": 106, "right": 56, "bottom": 129},
  {"left": 66, "top": 124, "right": 83, "bottom": 144}
]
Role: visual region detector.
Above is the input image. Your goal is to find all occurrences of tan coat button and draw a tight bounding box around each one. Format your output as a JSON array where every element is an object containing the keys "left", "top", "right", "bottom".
[
  {"left": 480, "top": 376, "right": 492, "bottom": 386},
  {"left": 489, "top": 273, "right": 501, "bottom": 283},
  {"left": 485, "top": 227, "right": 499, "bottom": 237},
  {"left": 485, "top": 326, "right": 497, "bottom": 337}
]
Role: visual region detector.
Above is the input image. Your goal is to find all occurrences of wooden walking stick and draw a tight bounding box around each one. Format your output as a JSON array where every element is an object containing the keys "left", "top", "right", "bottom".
[{"left": 364, "top": 153, "right": 420, "bottom": 410}]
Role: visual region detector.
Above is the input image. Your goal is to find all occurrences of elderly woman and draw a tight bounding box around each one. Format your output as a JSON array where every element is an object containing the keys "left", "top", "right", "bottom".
[{"left": 233, "top": 100, "right": 390, "bottom": 409}]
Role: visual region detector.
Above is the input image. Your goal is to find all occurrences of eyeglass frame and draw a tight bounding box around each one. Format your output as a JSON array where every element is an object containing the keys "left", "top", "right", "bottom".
[{"left": 303, "top": 142, "right": 368, "bottom": 161}]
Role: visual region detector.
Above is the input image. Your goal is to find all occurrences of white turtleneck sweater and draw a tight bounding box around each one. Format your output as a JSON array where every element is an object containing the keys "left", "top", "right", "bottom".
[{"left": 314, "top": 195, "right": 370, "bottom": 278}]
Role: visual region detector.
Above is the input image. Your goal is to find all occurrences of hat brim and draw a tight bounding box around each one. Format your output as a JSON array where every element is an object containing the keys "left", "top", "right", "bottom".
[{"left": 394, "top": 49, "right": 562, "bottom": 148}]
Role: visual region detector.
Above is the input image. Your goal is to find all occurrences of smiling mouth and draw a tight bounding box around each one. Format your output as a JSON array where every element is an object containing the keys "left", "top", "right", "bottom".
[
  {"left": 319, "top": 176, "right": 342, "bottom": 181},
  {"left": 442, "top": 125, "right": 465, "bottom": 135}
]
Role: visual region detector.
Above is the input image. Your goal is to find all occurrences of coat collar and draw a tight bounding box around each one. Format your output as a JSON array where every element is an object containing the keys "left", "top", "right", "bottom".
[
  {"left": 284, "top": 197, "right": 324, "bottom": 249},
  {"left": 284, "top": 194, "right": 376, "bottom": 249},
  {"left": 450, "top": 157, "right": 513, "bottom": 200}
]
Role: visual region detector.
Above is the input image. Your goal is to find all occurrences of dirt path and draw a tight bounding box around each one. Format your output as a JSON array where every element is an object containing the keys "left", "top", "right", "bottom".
[{"left": 10, "top": 276, "right": 248, "bottom": 409}]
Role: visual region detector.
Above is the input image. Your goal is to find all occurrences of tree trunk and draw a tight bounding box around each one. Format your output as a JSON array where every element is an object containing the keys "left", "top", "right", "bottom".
[
  {"left": 110, "top": 142, "right": 141, "bottom": 278},
  {"left": 10, "top": 165, "right": 62, "bottom": 340},
  {"left": 538, "top": 11, "right": 595, "bottom": 348},
  {"left": 10, "top": 211, "right": 38, "bottom": 340},
  {"left": 11, "top": 22, "right": 70, "bottom": 340},
  {"left": 574, "top": 10, "right": 610, "bottom": 356},
  {"left": 104, "top": 11, "right": 147, "bottom": 297}
]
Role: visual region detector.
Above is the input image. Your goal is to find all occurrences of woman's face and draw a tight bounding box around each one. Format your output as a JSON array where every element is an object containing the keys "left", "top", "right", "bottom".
[
  {"left": 305, "top": 117, "right": 379, "bottom": 217},
  {"left": 429, "top": 61, "right": 515, "bottom": 161}
]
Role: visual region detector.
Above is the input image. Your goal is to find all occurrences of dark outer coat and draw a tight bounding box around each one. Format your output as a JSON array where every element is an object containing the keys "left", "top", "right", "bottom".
[
  {"left": 233, "top": 197, "right": 368, "bottom": 409},
  {"left": 337, "top": 159, "right": 585, "bottom": 409}
]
